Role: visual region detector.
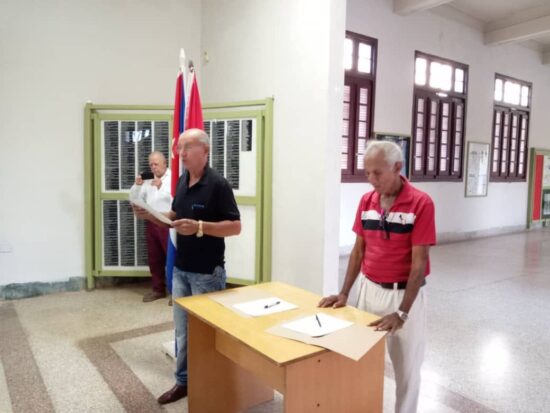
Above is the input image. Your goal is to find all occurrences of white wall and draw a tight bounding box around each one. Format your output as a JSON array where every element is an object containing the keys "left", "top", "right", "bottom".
[
  {"left": 340, "top": 0, "right": 550, "bottom": 249},
  {"left": 0, "top": 0, "right": 201, "bottom": 285},
  {"left": 201, "top": 0, "right": 345, "bottom": 294}
]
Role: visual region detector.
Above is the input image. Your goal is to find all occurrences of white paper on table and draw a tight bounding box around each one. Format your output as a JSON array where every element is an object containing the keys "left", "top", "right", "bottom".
[
  {"left": 129, "top": 198, "right": 173, "bottom": 226},
  {"left": 232, "top": 296, "right": 297, "bottom": 317},
  {"left": 281, "top": 313, "right": 353, "bottom": 337}
]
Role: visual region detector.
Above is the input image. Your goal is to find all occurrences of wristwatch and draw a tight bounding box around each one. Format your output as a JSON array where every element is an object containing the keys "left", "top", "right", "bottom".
[
  {"left": 396, "top": 309, "right": 408, "bottom": 322},
  {"left": 196, "top": 220, "right": 204, "bottom": 238}
]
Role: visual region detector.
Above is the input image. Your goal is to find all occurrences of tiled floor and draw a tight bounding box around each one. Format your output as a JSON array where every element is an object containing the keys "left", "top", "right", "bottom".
[{"left": 0, "top": 228, "right": 549, "bottom": 412}]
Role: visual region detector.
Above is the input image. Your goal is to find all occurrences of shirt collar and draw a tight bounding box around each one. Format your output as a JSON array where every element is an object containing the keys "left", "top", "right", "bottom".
[
  {"left": 185, "top": 165, "right": 211, "bottom": 188},
  {"left": 372, "top": 176, "right": 413, "bottom": 208},
  {"left": 395, "top": 176, "right": 413, "bottom": 205}
]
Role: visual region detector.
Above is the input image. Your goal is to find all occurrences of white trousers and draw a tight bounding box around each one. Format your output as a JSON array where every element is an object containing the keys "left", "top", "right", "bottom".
[{"left": 357, "top": 276, "right": 426, "bottom": 413}]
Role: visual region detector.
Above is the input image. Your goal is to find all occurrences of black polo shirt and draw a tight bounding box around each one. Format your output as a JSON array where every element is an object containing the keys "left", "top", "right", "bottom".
[{"left": 172, "top": 166, "right": 240, "bottom": 274}]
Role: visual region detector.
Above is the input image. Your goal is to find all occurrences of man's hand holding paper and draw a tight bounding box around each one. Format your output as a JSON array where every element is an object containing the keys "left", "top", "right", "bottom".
[{"left": 130, "top": 198, "right": 174, "bottom": 227}]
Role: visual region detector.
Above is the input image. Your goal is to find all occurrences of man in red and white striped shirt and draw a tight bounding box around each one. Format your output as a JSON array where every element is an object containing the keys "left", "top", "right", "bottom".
[{"left": 320, "top": 140, "right": 436, "bottom": 413}]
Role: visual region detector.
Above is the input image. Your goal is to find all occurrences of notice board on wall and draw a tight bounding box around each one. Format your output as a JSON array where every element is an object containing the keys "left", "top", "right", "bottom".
[{"left": 465, "top": 141, "right": 490, "bottom": 197}]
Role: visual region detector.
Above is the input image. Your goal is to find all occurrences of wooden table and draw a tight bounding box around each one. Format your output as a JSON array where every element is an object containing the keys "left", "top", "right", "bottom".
[{"left": 176, "top": 281, "right": 385, "bottom": 413}]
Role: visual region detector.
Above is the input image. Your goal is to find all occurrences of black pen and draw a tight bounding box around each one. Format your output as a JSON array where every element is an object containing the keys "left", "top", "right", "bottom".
[
  {"left": 264, "top": 301, "right": 280, "bottom": 309},
  {"left": 315, "top": 314, "right": 322, "bottom": 327}
]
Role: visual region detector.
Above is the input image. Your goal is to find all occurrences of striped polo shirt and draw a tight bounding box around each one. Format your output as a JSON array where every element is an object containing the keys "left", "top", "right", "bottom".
[{"left": 352, "top": 177, "right": 436, "bottom": 283}]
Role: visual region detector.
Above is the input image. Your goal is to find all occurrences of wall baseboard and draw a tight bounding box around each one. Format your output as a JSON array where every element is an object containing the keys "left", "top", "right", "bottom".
[
  {"left": 0, "top": 276, "right": 151, "bottom": 300},
  {"left": 436, "top": 225, "right": 526, "bottom": 244},
  {"left": 339, "top": 225, "right": 528, "bottom": 257},
  {"left": 0, "top": 277, "right": 85, "bottom": 300}
]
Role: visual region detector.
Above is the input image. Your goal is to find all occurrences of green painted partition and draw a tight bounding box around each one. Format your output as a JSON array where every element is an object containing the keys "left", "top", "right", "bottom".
[{"left": 84, "top": 99, "right": 273, "bottom": 289}]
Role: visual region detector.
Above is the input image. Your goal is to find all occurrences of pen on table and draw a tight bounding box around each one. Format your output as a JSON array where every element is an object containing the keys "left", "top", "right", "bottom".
[
  {"left": 264, "top": 301, "right": 281, "bottom": 309},
  {"left": 315, "top": 314, "right": 322, "bottom": 327}
]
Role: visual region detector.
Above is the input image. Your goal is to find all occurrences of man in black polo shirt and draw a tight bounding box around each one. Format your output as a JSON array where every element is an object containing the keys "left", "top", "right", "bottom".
[{"left": 134, "top": 128, "right": 241, "bottom": 404}]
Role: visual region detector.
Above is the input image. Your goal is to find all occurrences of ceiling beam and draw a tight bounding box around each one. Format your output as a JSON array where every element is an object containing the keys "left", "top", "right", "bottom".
[
  {"left": 485, "top": 14, "right": 550, "bottom": 45},
  {"left": 393, "top": 0, "right": 454, "bottom": 16}
]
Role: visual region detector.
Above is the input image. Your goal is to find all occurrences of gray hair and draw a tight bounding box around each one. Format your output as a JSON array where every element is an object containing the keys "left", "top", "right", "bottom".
[
  {"left": 149, "top": 151, "right": 167, "bottom": 165},
  {"left": 180, "top": 128, "right": 210, "bottom": 147},
  {"left": 195, "top": 129, "right": 210, "bottom": 147},
  {"left": 364, "top": 140, "right": 404, "bottom": 167}
]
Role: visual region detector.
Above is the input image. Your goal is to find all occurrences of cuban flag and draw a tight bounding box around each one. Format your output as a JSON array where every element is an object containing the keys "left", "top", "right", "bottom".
[
  {"left": 165, "top": 69, "right": 185, "bottom": 295},
  {"left": 186, "top": 70, "right": 204, "bottom": 129},
  {"left": 165, "top": 53, "right": 204, "bottom": 295}
]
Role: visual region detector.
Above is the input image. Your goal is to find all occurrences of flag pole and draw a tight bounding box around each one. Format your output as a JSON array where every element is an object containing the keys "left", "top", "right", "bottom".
[
  {"left": 179, "top": 48, "right": 186, "bottom": 73},
  {"left": 164, "top": 48, "right": 187, "bottom": 360}
]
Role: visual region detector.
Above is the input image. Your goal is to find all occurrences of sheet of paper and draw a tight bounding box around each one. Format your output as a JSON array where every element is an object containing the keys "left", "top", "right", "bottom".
[
  {"left": 281, "top": 313, "right": 353, "bottom": 337},
  {"left": 266, "top": 322, "right": 386, "bottom": 361},
  {"left": 232, "top": 296, "right": 297, "bottom": 317},
  {"left": 208, "top": 287, "right": 283, "bottom": 317},
  {"left": 129, "top": 198, "right": 173, "bottom": 226}
]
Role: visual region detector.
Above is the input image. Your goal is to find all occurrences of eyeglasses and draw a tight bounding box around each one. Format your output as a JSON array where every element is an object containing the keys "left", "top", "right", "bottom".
[
  {"left": 379, "top": 210, "right": 390, "bottom": 240},
  {"left": 177, "top": 141, "right": 205, "bottom": 153}
]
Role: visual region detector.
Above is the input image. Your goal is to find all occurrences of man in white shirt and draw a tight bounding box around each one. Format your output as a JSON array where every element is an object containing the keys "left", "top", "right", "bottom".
[{"left": 130, "top": 151, "right": 172, "bottom": 302}]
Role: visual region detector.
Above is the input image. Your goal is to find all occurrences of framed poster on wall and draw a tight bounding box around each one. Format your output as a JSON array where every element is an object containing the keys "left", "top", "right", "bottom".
[
  {"left": 465, "top": 141, "right": 490, "bottom": 197},
  {"left": 374, "top": 132, "right": 410, "bottom": 178}
]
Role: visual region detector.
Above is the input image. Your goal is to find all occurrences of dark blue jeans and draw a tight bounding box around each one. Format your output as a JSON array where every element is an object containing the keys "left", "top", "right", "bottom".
[{"left": 172, "top": 265, "right": 226, "bottom": 385}]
